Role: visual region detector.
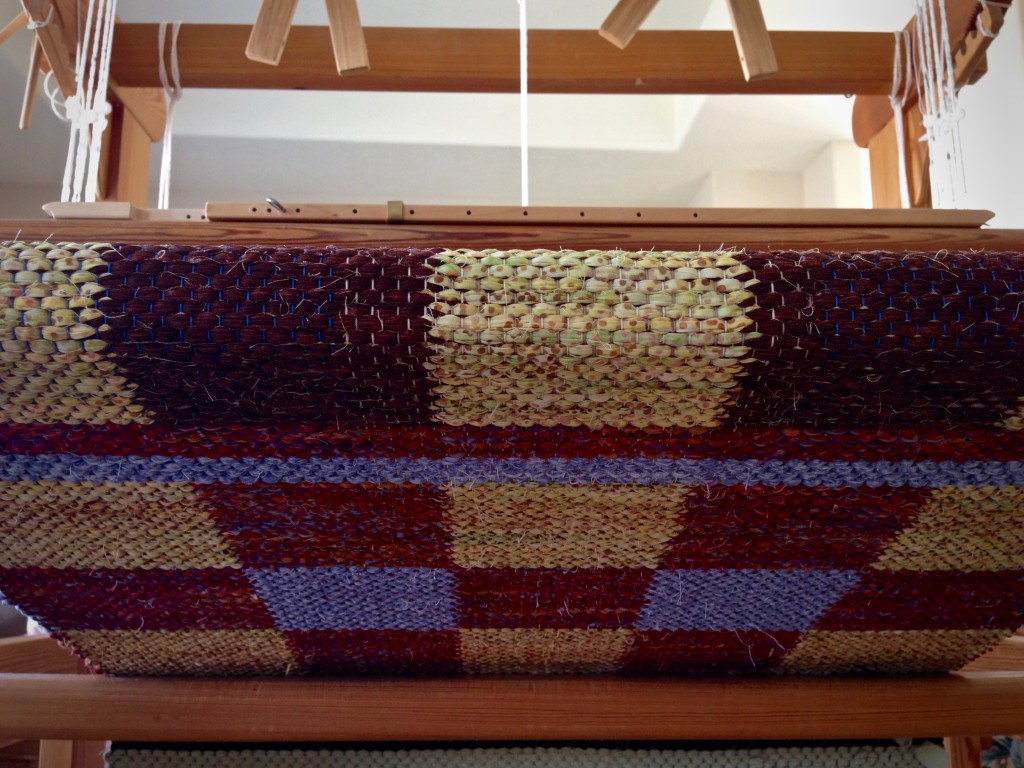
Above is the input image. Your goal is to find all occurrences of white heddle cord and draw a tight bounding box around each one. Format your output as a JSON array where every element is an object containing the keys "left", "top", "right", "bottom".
[
  {"left": 158, "top": 22, "right": 183, "bottom": 210},
  {"left": 889, "top": 29, "right": 914, "bottom": 208},
  {"left": 518, "top": 0, "right": 529, "bottom": 207},
  {"left": 61, "top": 0, "right": 117, "bottom": 203}
]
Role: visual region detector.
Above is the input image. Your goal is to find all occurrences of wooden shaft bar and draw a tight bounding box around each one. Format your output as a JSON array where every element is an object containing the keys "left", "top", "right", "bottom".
[
  {"left": 1, "top": 673, "right": 1024, "bottom": 742},
  {"left": 37, "top": 741, "right": 73, "bottom": 768},
  {"left": 947, "top": 737, "right": 983, "bottom": 768},
  {"left": 21, "top": 0, "right": 76, "bottom": 96},
  {"left": 725, "top": 0, "right": 779, "bottom": 81},
  {"left": 0, "top": 10, "right": 27, "bottom": 47},
  {"left": 599, "top": 0, "right": 661, "bottom": 50},
  {"left": 6, "top": 220, "right": 1024, "bottom": 251},
  {"left": 109, "top": 25, "right": 896, "bottom": 95},
  {"left": 19, "top": 34, "right": 42, "bottom": 131}
]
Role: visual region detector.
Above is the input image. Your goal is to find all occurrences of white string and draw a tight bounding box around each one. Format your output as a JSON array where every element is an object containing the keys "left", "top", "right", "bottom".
[
  {"left": 26, "top": 4, "right": 54, "bottom": 29},
  {"left": 517, "top": 0, "right": 529, "bottom": 208},
  {"left": 60, "top": 0, "right": 117, "bottom": 203},
  {"left": 889, "top": 29, "right": 914, "bottom": 208},
  {"left": 157, "top": 22, "right": 183, "bottom": 210}
]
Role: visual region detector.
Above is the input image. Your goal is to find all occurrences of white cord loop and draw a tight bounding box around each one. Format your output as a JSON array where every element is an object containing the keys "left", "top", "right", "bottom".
[
  {"left": 157, "top": 21, "right": 183, "bottom": 210},
  {"left": 26, "top": 4, "right": 54, "bottom": 29}
]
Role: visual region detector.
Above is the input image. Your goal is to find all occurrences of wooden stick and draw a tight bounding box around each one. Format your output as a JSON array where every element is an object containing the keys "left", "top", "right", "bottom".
[
  {"left": 946, "top": 737, "right": 983, "bottom": 768},
  {"left": 598, "top": 0, "right": 660, "bottom": 50},
  {"left": 0, "top": 636, "right": 80, "bottom": 675},
  {"left": 111, "top": 25, "right": 895, "bottom": 95},
  {"left": 324, "top": 0, "right": 369, "bottom": 75},
  {"left": 725, "top": 0, "right": 778, "bottom": 81},
  {"left": 246, "top": 0, "right": 299, "bottom": 65},
  {"left": 37, "top": 741, "right": 73, "bottom": 768},
  {"left": 2, "top": 673, "right": 1024, "bottom": 742},
  {"left": 19, "top": 34, "right": 42, "bottom": 130},
  {"left": 0, "top": 9, "right": 27, "bottom": 47}
]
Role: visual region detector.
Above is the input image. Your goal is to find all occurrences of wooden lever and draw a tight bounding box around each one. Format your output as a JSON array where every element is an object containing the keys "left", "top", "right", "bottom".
[
  {"left": 725, "top": 0, "right": 778, "bottom": 81},
  {"left": 599, "top": 0, "right": 660, "bottom": 49},
  {"left": 246, "top": 0, "right": 299, "bottom": 65},
  {"left": 324, "top": 0, "right": 369, "bottom": 74}
]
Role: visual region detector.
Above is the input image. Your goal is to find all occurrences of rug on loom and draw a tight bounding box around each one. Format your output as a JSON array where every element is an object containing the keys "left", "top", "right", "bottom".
[
  {"left": 103, "top": 744, "right": 931, "bottom": 768},
  {"left": 1, "top": 241, "right": 1024, "bottom": 676}
]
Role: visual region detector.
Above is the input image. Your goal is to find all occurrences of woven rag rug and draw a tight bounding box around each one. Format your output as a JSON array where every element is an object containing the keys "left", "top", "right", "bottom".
[{"left": 1, "top": 241, "right": 1023, "bottom": 676}]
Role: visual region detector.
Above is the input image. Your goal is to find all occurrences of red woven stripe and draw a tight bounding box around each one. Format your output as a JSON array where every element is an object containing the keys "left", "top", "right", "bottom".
[{"left": 2, "top": 422, "right": 1019, "bottom": 463}]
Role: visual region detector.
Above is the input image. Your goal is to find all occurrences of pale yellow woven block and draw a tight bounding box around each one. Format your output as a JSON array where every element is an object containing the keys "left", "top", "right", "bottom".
[
  {"left": 778, "top": 630, "right": 1012, "bottom": 675},
  {"left": 997, "top": 398, "right": 1024, "bottom": 430},
  {"left": 425, "top": 250, "right": 759, "bottom": 429},
  {"left": 873, "top": 486, "right": 1024, "bottom": 571},
  {"left": 460, "top": 628, "right": 632, "bottom": 674},
  {"left": 0, "top": 481, "right": 240, "bottom": 570},
  {"left": 61, "top": 630, "right": 299, "bottom": 676},
  {"left": 448, "top": 483, "right": 692, "bottom": 568},
  {"left": 0, "top": 241, "right": 151, "bottom": 425}
]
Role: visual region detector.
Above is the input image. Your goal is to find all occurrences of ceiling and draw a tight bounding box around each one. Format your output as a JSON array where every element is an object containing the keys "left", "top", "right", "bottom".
[{"left": 0, "top": 1, "right": 1004, "bottom": 214}]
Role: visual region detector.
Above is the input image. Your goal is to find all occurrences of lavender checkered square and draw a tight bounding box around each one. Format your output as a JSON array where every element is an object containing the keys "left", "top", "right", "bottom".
[
  {"left": 638, "top": 569, "right": 860, "bottom": 632},
  {"left": 248, "top": 567, "right": 457, "bottom": 631}
]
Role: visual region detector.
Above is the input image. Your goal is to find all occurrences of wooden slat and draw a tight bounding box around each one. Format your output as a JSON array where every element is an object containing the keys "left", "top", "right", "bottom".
[
  {"left": 725, "top": 0, "right": 778, "bottom": 81},
  {"left": 246, "top": 0, "right": 299, "bottom": 66},
  {"left": 0, "top": 637, "right": 80, "bottom": 675},
  {"left": 598, "top": 0, "right": 660, "bottom": 50},
  {"left": 70, "top": 743, "right": 105, "bottom": 768},
  {"left": 204, "top": 202, "right": 991, "bottom": 228},
  {"left": 1, "top": 673, "right": 1024, "bottom": 741},
  {"left": 851, "top": 0, "right": 1008, "bottom": 147},
  {"left": 19, "top": 35, "right": 42, "bottom": 131},
  {"left": 110, "top": 25, "right": 896, "bottom": 95},
  {"left": 947, "top": 737, "right": 983, "bottom": 768},
  {"left": 6, "top": 220, "right": 1024, "bottom": 252},
  {"left": 868, "top": 104, "right": 931, "bottom": 209},
  {"left": 324, "top": 0, "right": 369, "bottom": 75},
  {"left": 101, "top": 104, "right": 151, "bottom": 207},
  {"left": 36, "top": 743, "right": 71, "bottom": 768},
  {"left": 0, "top": 9, "right": 27, "bottom": 47},
  {"left": 962, "top": 630, "right": 1024, "bottom": 672}
]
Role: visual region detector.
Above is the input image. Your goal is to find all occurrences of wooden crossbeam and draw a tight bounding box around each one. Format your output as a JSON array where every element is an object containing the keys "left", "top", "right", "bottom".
[
  {"left": 110, "top": 25, "right": 895, "bottom": 94},
  {"left": 0, "top": 637, "right": 81, "bottom": 675},
  {"left": 1, "top": 673, "right": 1024, "bottom": 741},
  {"left": 599, "top": 0, "right": 661, "bottom": 50},
  {"left": 725, "top": 0, "right": 778, "bottom": 81},
  {"left": 851, "top": 0, "right": 1010, "bottom": 147},
  {"left": 0, "top": 9, "right": 27, "bottom": 47}
]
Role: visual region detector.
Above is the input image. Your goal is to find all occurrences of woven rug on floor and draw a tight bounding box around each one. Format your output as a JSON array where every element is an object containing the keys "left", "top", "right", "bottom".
[
  {"left": 1, "top": 242, "right": 1024, "bottom": 676},
  {"left": 104, "top": 744, "right": 930, "bottom": 768}
]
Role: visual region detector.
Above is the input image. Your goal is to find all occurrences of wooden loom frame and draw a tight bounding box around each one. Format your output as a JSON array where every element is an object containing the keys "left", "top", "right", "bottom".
[{"left": 3, "top": 0, "right": 1024, "bottom": 765}]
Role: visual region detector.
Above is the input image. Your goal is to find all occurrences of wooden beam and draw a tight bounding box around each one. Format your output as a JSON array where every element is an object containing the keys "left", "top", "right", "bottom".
[
  {"left": 868, "top": 104, "right": 932, "bottom": 208},
  {"left": 108, "top": 85, "right": 166, "bottom": 143},
  {"left": 947, "top": 737, "right": 983, "bottom": 768},
  {"left": 246, "top": 0, "right": 299, "bottom": 65},
  {"left": 725, "top": 0, "right": 778, "bottom": 81},
  {"left": 109, "top": 25, "right": 896, "bottom": 95},
  {"left": 6, "top": 219, "right": 1024, "bottom": 252},
  {"left": 598, "top": 0, "right": 660, "bottom": 50},
  {"left": 37, "top": 742, "right": 72, "bottom": 768},
  {"left": 0, "top": 10, "right": 27, "bottom": 47},
  {"left": 0, "top": 637, "right": 80, "bottom": 675},
  {"left": 2, "top": 673, "right": 1024, "bottom": 742},
  {"left": 851, "top": 0, "right": 1009, "bottom": 147},
  {"left": 324, "top": 0, "right": 369, "bottom": 75}
]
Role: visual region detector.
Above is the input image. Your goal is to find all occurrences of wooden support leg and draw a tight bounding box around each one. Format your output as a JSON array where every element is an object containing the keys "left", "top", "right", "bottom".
[
  {"left": 868, "top": 103, "right": 931, "bottom": 209},
  {"left": 246, "top": 0, "right": 300, "bottom": 65},
  {"left": 946, "top": 736, "right": 982, "bottom": 768},
  {"left": 599, "top": 0, "right": 661, "bottom": 49},
  {"left": 100, "top": 102, "right": 151, "bottom": 208},
  {"left": 324, "top": 0, "right": 369, "bottom": 74},
  {"left": 725, "top": 0, "right": 778, "bottom": 81},
  {"left": 72, "top": 741, "right": 107, "bottom": 768},
  {"left": 38, "top": 740, "right": 73, "bottom": 768}
]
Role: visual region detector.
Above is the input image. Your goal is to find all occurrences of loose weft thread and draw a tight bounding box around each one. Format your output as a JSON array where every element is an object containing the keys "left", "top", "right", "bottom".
[
  {"left": 518, "top": 0, "right": 529, "bottom": 207},
  {"left": 61, "top": 0, "right": 118, "bottom": 203},
  {"left": 157, "top": 22, "right": 183, "bottom": 210},
  {"left": 889, "top": 29, "right": 915, "bottom": 209},
  {"left": 913, "top": 0, "right": 966, "bottom": 208}
]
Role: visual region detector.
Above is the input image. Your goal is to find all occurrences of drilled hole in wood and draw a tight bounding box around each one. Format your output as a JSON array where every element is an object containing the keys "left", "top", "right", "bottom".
[
  {"left": 352, "top": 209, "right": 358, "bottom": 214},
  {"left": 579, "top": 211, "right": 585, "bottom": 217},
  {"left": 636, "top": 212, "right": 642, "bottom": 218},
  {"left": 266, "top": 208, "right": 272, "bottom": 213},
  {"left": 523, "top": 211, "right": 529, "bottom": 216},
  {"left": 693, "top": 212, "right": 699, "bottom": 218},
  {"left": 295, "top": 208, "right": 301, "bottom": 213},
  {"left": 466, "top": 210, "right": 472, "bottom": 216},
  {"left": 185, "top": 214, "right": 191, "bottom": 220},
  {"left": 250, "top": 207, "right": 257, "bottom": 213},
  {"left": 409, "top": 209, "right": 416, "bottom": 215}
]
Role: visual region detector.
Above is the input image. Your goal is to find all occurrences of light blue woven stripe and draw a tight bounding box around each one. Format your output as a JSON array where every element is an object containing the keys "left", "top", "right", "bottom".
[{"left": 2, "top": 455, "right": 1023, "bottom": 487}]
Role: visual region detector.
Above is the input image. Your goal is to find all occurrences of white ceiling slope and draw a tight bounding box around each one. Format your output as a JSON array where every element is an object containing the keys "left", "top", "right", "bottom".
[{"left": 0, "top": 0, "right": 1022, "bottom": 223}]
